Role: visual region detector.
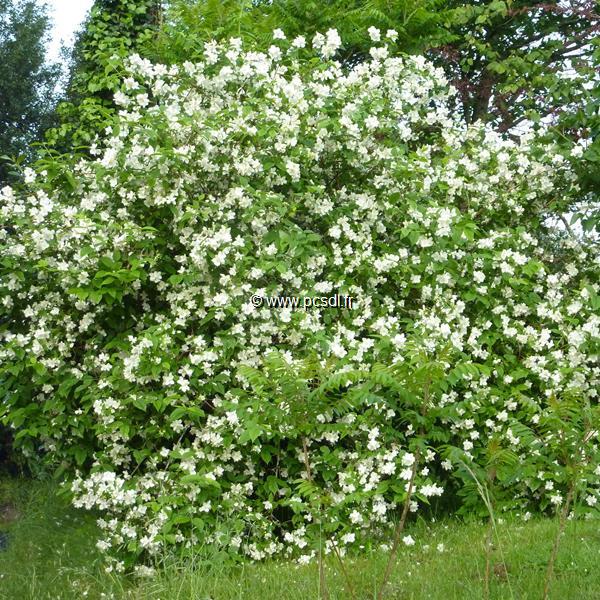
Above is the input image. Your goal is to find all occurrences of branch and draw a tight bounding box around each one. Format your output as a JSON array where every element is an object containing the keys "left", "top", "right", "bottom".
[{"left": 558, "top": 213, "right": 577, "bottom": 240}]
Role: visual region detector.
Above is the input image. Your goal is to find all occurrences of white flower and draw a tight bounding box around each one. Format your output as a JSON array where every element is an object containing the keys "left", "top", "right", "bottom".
[
  {"left": 571, "top": 145, "right": 583, "bottom": 158},
  {"left": 364, "top": 115, "right": 379, "bottom": 130},
  {"left": 285, "top": 159, "right": 301, "bottom": 182},
  {"left": 273, "top": 28, "right": 286, "bottom": 40},
  {"left": 134, "top": 565, "right": 156, "bottom": 578},
  {"left": 341, "top": 532, "right": 355, "bottom": 544},
  {"left": 401, "top": 453, "right": 415, "bottom": 467},
  {"left": 550, "top": 494, "right": 563, "bottom": 506},
  {"left": 321, "top": 29, "right": 341, "bottom": 58},
  {"left": 292, "top": 35, "right": 306, "bottom": 49},
  {"left": 367, "top": 438, "right": 380, "bottom": 451},
  {"left": 349, "top": 510, "right": 363, "bottom": 524},
  {"left": 312, "top": 32, "right": 325, "bottom": 50},
  {"left": 268, "top": 45, "right": 283, "bottom": 61},
  {"left": 369, "top": 46, "right": 389, "bottom": 61},
  {"left": 330, "top": 339, "right": 347, "bottom": 358},
  {"left": 420, "top": 483, "right": 444, "bottom": 497},
  {"left": 368, "top": 26, "right": 381, "bottom": 42},
  {"left": 225, "top": 411, "right": 239, "bottom": 425},
  {"left": 402, "top": 535, "right": 415, "bottom": 546}
]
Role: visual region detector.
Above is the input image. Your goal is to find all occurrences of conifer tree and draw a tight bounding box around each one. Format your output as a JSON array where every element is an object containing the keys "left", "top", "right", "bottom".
[{"left": 0, "top": 0, "right": 59, "bottom": 182}]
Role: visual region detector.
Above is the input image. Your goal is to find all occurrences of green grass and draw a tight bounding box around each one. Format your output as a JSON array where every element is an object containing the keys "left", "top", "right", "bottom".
[{"left": 1, "top": 477, "right": 599, "bottom": 599}]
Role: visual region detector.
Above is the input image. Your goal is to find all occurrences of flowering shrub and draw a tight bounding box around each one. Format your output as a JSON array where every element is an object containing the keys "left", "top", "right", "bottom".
[{"left": 1, "top": 30, "right": 599, "bottom": 570}]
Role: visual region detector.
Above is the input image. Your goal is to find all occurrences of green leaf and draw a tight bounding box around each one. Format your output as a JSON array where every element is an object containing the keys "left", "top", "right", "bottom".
[
  {"left": 74, "top": 447, "right": 87, "bottom": 466},
  {"left": 240, "top": 421, "right": 263, "bottom": 444}
]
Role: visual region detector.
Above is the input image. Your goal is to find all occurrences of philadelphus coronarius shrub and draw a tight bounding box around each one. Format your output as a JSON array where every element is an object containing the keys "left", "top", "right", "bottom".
[{"left": 1, "top": 29, "right": 600, "bottom": 571}]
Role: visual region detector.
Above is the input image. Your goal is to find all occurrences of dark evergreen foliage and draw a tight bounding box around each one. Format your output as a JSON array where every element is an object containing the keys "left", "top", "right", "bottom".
[{"left": 0, "top": 0, "right": 59, "bottom": 182}]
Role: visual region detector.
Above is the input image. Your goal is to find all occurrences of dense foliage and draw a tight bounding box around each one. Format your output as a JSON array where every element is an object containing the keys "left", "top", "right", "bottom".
[
  {"left": 168, "top": 0, "right": 599, "bottom": 128},
  {"left": 1, "top": 31, "right": 599, "bottom": 571},
  {"left": 0, "top": 0, "right": 59, "bottom": 183},
  {"left": 47, "top": 0, "right": 600, "bottom": 230},
  {"left": 165, "top": 0, "right": 600, "bottom": 229}
]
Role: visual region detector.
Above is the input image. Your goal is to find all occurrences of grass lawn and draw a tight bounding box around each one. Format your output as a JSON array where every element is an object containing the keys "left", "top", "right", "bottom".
[{"left": 1, "top": 477, "right": 599, "bottom": 599}]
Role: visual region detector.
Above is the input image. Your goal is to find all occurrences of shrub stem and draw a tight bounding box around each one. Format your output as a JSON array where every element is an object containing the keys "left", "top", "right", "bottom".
[{"left": 377, "top": 450, "right": 419, "bottom": 600}]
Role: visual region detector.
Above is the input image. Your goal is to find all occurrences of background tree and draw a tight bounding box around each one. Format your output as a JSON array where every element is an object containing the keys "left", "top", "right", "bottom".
[
  {"left": 159, "top": 0, "right": 453, "bottom": 64},
  {"left": 165, "top": 0, "right": 598, "bottom": 125},
  {"left": 429, "top": 0, "right": 600, "bottom": 234},
  {"left": 0, "top": 0, "right": 59, "bottom": 183}
]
